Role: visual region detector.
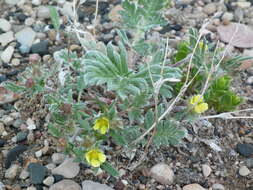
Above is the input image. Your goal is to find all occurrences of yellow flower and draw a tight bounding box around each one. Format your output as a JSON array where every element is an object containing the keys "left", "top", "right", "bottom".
[
  {"left": 198, "top": 41, "right": 208, "bottom": 51},
  {"left": 93, "top": 117, "right": 110, "bottom": 134},
  {"left": 189, "top": 95, "right": 208, "bottom": 114},
  {"left": 85, "top": 149, "right": 106, "bottom": 167}
]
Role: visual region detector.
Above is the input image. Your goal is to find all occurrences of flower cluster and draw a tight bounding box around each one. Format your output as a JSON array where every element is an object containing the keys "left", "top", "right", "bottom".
[{"left": 189, "top": 95, "right": 208, "bottom": 114}]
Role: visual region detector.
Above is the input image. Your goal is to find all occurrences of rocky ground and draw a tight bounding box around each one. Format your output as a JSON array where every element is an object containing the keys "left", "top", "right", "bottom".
[{"left": 1, "top": 0, "right": 253, "bottom": 190}]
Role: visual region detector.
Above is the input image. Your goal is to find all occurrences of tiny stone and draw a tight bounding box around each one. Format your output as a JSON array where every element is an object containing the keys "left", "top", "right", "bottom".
[
  {"left": 15, "top": 27, "right": 36, "bottom": 48},
  {"left": 236, "top": 143, "right": 253, "bottom": 157},
  {"left": 245, "top": 158, "right": 253, "bottom": 168},
  {"left": 43, "top": 176, "right": 54, "bottom": 186},
  {"left": 212, "top": 183, "right": 225, "bottom": 190},
  {"left": 0, "top": 19, "right": 11, "bottom": 32},
  {"left": 183, "top": 184, "right": 206, "bottom": 190},
  {"left": 25, "top": 18, "right": 35, "bottom": 26},
  {"left": 37, "top": 6, "right": 51, "bottom": 19},
  {"left": 32, "top": 0, "right": 41, "bottom": 6},
  {"left": 19, "top": 169, "right": 29, "bottom": 179},
  {"left": 236, "top": 2, "right": 251, "bottom": 9},
  {"left": 16, "top": 131, "right": 28, "bottom": 142},
  {"left": 246, "top": 76, "right": 253, "bottom": 85},
  {"left": 45, "top": 163, "right": 56, "bottom": 171},
  {"left": 150, "top": 163, "right": 174, "bottom": 185},
  {"left": 28, "top": 163, "right": 47, "bottom": 184},
  {"left": 49, "top": 180, "right": 81, "bottom": 190},
  {"left": 202, "top": 164, "right": 212, "bottom": 177},
  {"left": 1, "top": 116, "right": 14, "bottom": 126},
  {"left": 52, "top": 153, "right": 66, "bottom": 164},
  {"left": 0, "top": 139, "right": 6, "bottom": 147},
  {"left": 27, "top": 187, "right": 36, "bottom": 190},
  {"left": 222, "top": 12, "right": 233, "bottom": 22},
  {"left": 239, "top": 166, "right": 251, "bottom": 176},
  {"left": 5, "top": 164, "right": 19, "bottom": 179},
  {"left": 52, "top": 158, "right": 80, "bottom": 178},
  {"left": 0, "top": 182, "right": 5, "bottom": 190},
  {"left": 30, "top": 40, "right": 49, "bottom": 56},
  {"left": 11, "top": 58, "right": 20, "bottom": 66},
  {"left": 13, "top": 119, "right": 23, "bottom": 128},
  {"left": 1, "top": 46, "right": 14, "bottom": 63},
  {"left": 203, "top": 3, "right": 217, "bottom": 15},
  {"left": 81, "top": 180, "right": 113, "bottom": 190},
  {"left": 35, "top": 150, "right": 43, "bottom": 158}
]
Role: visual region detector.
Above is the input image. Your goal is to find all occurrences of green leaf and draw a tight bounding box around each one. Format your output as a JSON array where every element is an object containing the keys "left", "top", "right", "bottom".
[
  {"left": 49, "top": 6, "right": 60, "bottom": 31},
  {"left": 153, "top": 120, "right": 186, "bottom": 147},
  {"left": 101, "top": 161, "right": 119, "bottom": 177},
  {"left": 174, "top": 42, "right": 190, "bottom": 63},
  {"left": 48, "top": 124, "right": 61, "bottom": 137},
  {"left": 83, "top": 46, "right": 148, "bottom": 100},
  {"left": 5, "top": 82, "right": 27, "bottom": 93},
  {"left": 110, "top": 129, "right": 127, "bottom": 146}
]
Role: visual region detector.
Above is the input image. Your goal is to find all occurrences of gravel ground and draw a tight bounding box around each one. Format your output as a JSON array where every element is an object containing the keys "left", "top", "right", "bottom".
[{"left": 1, "top": 0, "right": 253, "bottom": 189}]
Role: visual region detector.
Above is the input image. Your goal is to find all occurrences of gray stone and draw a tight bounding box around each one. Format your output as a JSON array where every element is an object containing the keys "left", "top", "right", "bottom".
[
  {"left": 49, "top": 180, "right": 81, "bottom": 190},
  {"left": 217, "top": 23, "right": 253, "bottom": 48},
  {"left": 82, "top": 181, "right": 113, "bottom": 190},
  {"left": 0, "top": 19, "right": 11, "bottom": 32},
  {"left": 15, "top": 27, "right": 36, "bottom": 48},
  {"left": 5, "top": 164, "right": 19, "bottom": 179},
  {"left": 32, "top": 0, "right": 42, "bottom": 6},
  {"left": 16, "top": 131, "right": 28, "bottom": 142},
  {"left": 52, "top": 158, "right": 80, "bottom": 178},
  {"left": 5, "top": 0, "right": 19, "bottom": 5},
  {"left": 37, "top": 6, "right": 51, "bottom": 19},
  {"left": 183, "top": 184, "right": 206, "bottom": 190},
  {"left": 28, "top": 163, "right": 47, "bottom": 184},
  {"left": 19, "top": 169, "right": 29, "bottom": 180},
  {"left": 0, "top": 182, "right": 5, "bottom": 190},
  {"left": 222, "top": 12, "right": 234, "bottom": 22},
  {"left": 246, "top": 76, "right": 253, "bottom": 85},
  {"left": 5, "top": 145, "right": 27, "bottom": 169},
  {"left": 245, "top": 158, "right": 253, "bottom": 168},
  {"left": 35, "top": 150, "right": 43, "bottom": 158},
  {"left": 202, "top": 164, "right": 212, "bottom": 177},
  {"left": 27, "top": 187, "right": 36, "bottom": 190},
  {"left": 1, "top": 46, "right": 14, "bottom": 63},
  {"left": 239, "top": 166, "right": 250, "bottom": 176},
  {"left": 203, "top": 3, "right": 217, "bottom": 15},
  {"left": 235, "top": 1, "right": 251, "bottom": 9},
  {"left": 43, "top": 176, "right": 55, "bottom": 186},
  {"left": 61, "top": 2, "right": 74, "bottom": 19},
  {"left": 0, "top": 31, "right": 14, "bottom": 47},
  {"left": 1, "top": 115, "right": 14, "bottom": 126},
  {"left": 52, "top": 153, "right": 66, "bottom": 164},
  {"left": 12, "top": 119, "right": 23, "bottom": 128},
  {"left": 150, "top": 163, "right": 174, "bottom": 185},
  {"left": 212, "top": 183, "right": 225, "bottom": 190}
]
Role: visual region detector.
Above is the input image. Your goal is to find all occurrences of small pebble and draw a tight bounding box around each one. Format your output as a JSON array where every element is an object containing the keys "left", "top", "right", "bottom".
[
  {"left": 43, "top": 176, "right": 54, "bottom": 186},
  {"left": 5, "top": 164, "right": 19, "bottom": 179},
  {"left": 19, "top": 169, "right": 29, "bottom": 180},
  {"left": 202, "top": 164, "right": 212, "bottom": 177},
  {"left": 11, "top": 58, "right": 20, "bottom": 66},
  {"left": 239, "top": 166, "right": 251, "bottom": 176},
  {"left": 212, "top": 183, "right": 225, "bottom": 190}
]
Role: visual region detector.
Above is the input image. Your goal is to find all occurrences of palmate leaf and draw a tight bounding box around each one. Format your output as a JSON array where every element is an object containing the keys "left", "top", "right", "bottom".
[
  {"left": 120, "top": 0, "right": 170, "bottom": 32},
  {"left": 153, "top": 120, "right": 186, "bottom": 147},
  {"left": 82, "top": 42, "right": 148, "bottom": 100}
]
